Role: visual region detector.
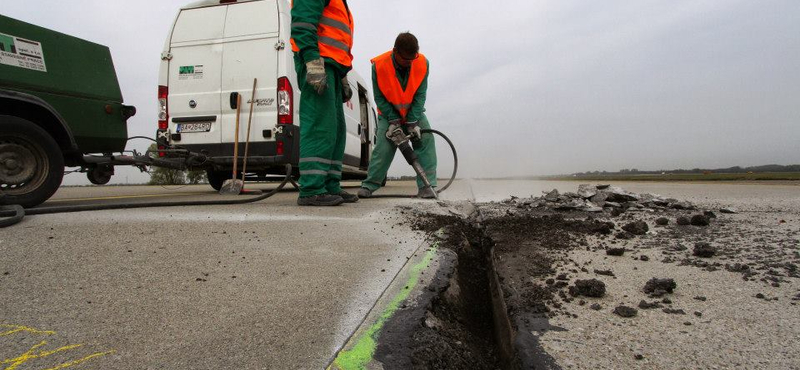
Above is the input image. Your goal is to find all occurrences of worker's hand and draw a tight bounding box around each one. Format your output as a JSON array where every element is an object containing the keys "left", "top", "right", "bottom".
[
  {"left": 305, "top": 58, "right": 327, "bottom": 95},
  {"left": 385, "top": 120, "right": 402, "bottom": 140},
  {"left": 341, "top": 76, "right": 353, "bottom": 103},
  {"left": 406, "top": 121, "right": 422, "bottom": 140}
]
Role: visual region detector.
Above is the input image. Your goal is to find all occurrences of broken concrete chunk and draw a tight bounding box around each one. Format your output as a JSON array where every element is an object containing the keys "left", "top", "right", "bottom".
[
  {"left": 613, "top": 305, "right": 638, "bottom": 318},
  {"left": 603, "top": 186, "right": 640, "bottom": 202},
  {"left": 656, "top": 217, "right": 670, "bottom": 226},
  {"left": 607, "top": 248, "right": 626, "bottom": 256},
  {"left": 643, "top": 278, "right": 677, "bottom": 296},
  {"left": 670, "top": 201, "right": 696, "bottom": 210},
  {"left": 638, "top": 300, "right": 663, "bottom": 309},
  {"left": 569, "top": 279, "right": 606, "bottom": 298},
  {"left": 594, "top": 269, "right": 615, "bottom": 277},
  {"left": 676, "top": 216, "right": 691, "bottom": 226},
  {"left": 691, "top": 215, "right": 711, "bottom": 226},
  {"left": 614, "top": 232, "right": 632, "bottom": 240},
  {"left": 719, "top": 208, "right": 738, "bottom": 214},
  {"left": 555, "top": 199, "right": 586, "bottom": 210},
  {"left": 622, "top": 221, "right": 649, "bottom": 235},
  {"left": 591, "top": 192, "right": 609, "bottom": 204},
  {"left": 544, "top": 189, "right": 560, "bottom": 201},
  {"left": 578, "top": 184, "right": 598, "bottom": 199},
  {"left": 693, "top": 242, "right": 717, "bottom": 258}
]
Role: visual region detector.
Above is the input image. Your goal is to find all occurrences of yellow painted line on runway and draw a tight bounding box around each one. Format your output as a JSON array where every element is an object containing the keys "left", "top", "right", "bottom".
[
  {"left": 0, "top": 325, "right": 55, "bottom": 337},
  {"left": 1, "top": 324, "right": 115, "bottom": 370},
  {"left": 48, "top": 192, "right": 208, "bottom": 203},
  {"left": 2, "top": 341, "right": 82, "bottom": 370}
]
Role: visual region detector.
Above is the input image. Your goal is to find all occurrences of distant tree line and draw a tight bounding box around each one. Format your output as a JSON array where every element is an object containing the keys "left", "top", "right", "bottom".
[{"left": 573, "top": 164, "right": 800, "bottom": 176}]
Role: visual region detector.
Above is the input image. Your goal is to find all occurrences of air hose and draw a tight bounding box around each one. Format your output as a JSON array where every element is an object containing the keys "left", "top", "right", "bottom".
[
  {"left": 0, "top": 164, "right": 294, "bottom": 228},
  {"left": 1, "top": 129, "right": 458, "bottom": 227},
  {"left": 0, "top": 191, "right": 24, "bottom": 228}
]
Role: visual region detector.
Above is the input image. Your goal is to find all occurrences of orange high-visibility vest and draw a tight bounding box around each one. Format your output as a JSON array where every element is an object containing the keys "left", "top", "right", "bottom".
[
  {"left": 290, "top": 0, "right": 354, "bottom": 68},
  {"left": 371, "top": 51, "right": 428, "bottom": 120}
]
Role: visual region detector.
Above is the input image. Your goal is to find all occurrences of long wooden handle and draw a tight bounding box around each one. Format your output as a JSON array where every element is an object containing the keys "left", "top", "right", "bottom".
[
  {"left": 241, "top": 78, "right": 258, "bottom": 182},
  {"left": 232, "top": 93, "right": 242, "bottom": 178}
]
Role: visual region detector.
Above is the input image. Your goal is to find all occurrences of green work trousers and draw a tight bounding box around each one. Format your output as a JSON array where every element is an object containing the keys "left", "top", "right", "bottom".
[
  {"left": 361, "top": 114, "right": 437, "bottom": 191},
  {"left": 295, "top": 61, "right": 347, "bottom": 197}
]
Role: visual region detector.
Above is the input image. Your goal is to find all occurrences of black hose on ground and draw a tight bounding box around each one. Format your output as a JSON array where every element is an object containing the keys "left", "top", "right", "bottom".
[
  {"left": 0, "top": 164, "right": 294, "bottom": 228},
  {"left": 366, "top": 128, "right": 458, "bottom": 199},
  {"left": 1, "top": 129, "right": 457, "bottom": 226},
  {"left": 0, "top": 190, "right": 25, "bottom": 228}
]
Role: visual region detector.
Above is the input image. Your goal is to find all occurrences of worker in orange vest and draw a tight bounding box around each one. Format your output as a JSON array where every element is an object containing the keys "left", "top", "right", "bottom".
[
  {"left": 358, "top": 32, "right": 437, "bottom": 199},
  {"left": 291, "top": 0, "right": 358, "bottom": 206}
]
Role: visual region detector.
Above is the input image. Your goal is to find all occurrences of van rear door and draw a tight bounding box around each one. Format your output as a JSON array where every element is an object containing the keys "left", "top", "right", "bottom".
[
  {"left": 220, "top": 0, "right": 280, "bottom": 148},
  {"left": 167, "top": 5, "right": 227, "bottom": 145}
]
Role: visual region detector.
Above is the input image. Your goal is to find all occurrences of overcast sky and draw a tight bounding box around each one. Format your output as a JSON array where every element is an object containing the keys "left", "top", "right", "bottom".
[{"left": 4, "top": 0, "right": 799, "bottom": 184}]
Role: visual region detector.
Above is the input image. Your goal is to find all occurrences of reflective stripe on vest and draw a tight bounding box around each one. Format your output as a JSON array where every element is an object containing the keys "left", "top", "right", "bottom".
[
  {"left": 371, "top": 51, "right": 428, "bottom": 120},
  {"left": 290, "top": 0, "right": 354, "bottom": 67}
]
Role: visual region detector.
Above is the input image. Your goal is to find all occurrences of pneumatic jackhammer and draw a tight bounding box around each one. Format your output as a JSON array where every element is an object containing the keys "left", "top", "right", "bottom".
[{"left": 386, "top": 126, "right": 438, "bottom": 200}]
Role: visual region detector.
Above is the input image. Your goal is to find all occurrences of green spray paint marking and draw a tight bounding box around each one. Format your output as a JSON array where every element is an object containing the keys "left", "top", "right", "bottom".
[{"left": 332, "top": 242, "right": 439, "bottom": 370}]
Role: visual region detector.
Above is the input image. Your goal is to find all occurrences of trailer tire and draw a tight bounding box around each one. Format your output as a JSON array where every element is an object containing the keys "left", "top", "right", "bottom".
[
  {"left": 0, "top": 115, "right": 65, "bottom": 208},
  {"left": 207, "top": 170, "right": 228, "bottom": 191}
]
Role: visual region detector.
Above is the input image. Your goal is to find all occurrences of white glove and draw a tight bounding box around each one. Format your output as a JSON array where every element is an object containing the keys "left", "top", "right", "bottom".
[
  {"left": 341, "top": 77, "right": 353, "bottom": 103},
  {"left": 386, "top": 120, "right": 402, "bottom": 140},
  {"left": 406, "top": 121, "right": 422, "bottom": 140},
  {"left": 305, "top": 58, "right": 327, "bottom": 95}
]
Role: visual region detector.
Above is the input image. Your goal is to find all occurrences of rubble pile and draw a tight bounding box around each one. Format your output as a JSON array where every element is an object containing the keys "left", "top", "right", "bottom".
[{"left": 505, "top": 184, "right": 698, "bottom": 214}]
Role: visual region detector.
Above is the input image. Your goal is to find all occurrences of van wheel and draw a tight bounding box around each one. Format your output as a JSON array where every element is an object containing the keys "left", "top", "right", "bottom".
[
  {"left": 0, "top": 115, "right": 65, "bottom": 208},
  {"left": 207, "top": 170, "right": 228, "bottom": 191}
]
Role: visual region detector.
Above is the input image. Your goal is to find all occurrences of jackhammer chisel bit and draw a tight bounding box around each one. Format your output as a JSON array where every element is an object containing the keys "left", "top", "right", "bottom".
[{"left": 387, "top": 128, "right": 438, "bottom": 200}]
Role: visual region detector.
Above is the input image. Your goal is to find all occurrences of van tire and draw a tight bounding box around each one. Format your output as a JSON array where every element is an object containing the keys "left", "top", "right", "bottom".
[
  {"left": 207, "top": 170, "right": 228, "bottom": 191},
  {"left": 0, "top": 115, "right": 65, "bottom": 208}
]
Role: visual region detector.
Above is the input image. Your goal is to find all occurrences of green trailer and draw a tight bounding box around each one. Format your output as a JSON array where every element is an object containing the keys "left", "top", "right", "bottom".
[{"left": 0, "top": 14, "right": 136, "bottom": 207}]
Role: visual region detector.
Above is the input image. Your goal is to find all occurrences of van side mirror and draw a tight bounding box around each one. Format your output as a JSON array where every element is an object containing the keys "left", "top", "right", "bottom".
[{"left": 230, "top": 92, "right": 239, "bottom": 109}]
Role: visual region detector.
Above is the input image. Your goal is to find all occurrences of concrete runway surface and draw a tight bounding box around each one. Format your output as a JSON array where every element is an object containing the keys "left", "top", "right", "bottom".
[{"left": 1, "top": 179, "right": 798, "bottom": 369}]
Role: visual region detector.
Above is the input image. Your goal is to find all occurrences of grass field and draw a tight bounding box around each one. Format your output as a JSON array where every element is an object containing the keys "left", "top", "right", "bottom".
[{"left": 543, "top": 172, "right": 800, "bottom": 182}]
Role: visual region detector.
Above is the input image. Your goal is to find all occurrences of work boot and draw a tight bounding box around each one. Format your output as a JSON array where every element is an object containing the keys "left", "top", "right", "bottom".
[
  {"left": 417, "top": 187, "right": 437, "bottom": 199},
  {"left": 357, "top": 187, "right": 373, "bottom": 199},
  {"left": 337, "top": 191, "right": 359, "bottom": 203},
  {"left": 297, "top": 194, "right": 344, "bottom": 206}
]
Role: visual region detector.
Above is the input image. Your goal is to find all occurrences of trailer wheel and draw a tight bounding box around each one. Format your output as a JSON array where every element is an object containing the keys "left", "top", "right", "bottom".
[
  {"left": 206, "top": 170, "right": 228, "bottom": 191},
  {"left": 87, "top": 166, "right": 113, "bottom": 185},
  {"left": 0, "top": 115, "right": 65, "bottom": 208}
]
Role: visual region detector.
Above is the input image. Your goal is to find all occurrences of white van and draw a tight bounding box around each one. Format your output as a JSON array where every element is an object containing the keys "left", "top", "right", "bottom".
[{"left": 157, "top": 0, "right": 376, "bottom": 190}]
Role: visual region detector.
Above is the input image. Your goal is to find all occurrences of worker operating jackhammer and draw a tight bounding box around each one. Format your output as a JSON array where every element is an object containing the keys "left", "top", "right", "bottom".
[{"left": 358, "top": 32, "right": 438, "bottom": 199}]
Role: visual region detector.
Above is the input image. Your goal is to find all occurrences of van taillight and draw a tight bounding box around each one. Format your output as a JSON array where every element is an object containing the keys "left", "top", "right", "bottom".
[
  {"left": 277, "top": 141, "right": 284, "bottom": 155},
  {"left": 158, "top": 85, "right": 169, "bottom": 130},
  {"left": 277, "top": 77, "right": 293, "bottom": 125}
]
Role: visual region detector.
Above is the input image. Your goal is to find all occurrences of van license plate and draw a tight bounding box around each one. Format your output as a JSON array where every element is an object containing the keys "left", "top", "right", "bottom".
[{"left": 177, "top": 122, "right": 212, "bottom": 133}]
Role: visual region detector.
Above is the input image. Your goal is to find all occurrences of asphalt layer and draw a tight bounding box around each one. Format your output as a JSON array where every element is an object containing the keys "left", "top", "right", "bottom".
[
  {"left": 2, "top": 179, "right": 798, "bottom": 369},
  {"left": 0, "top": 181, "right": 431, "bottom": 369}
]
